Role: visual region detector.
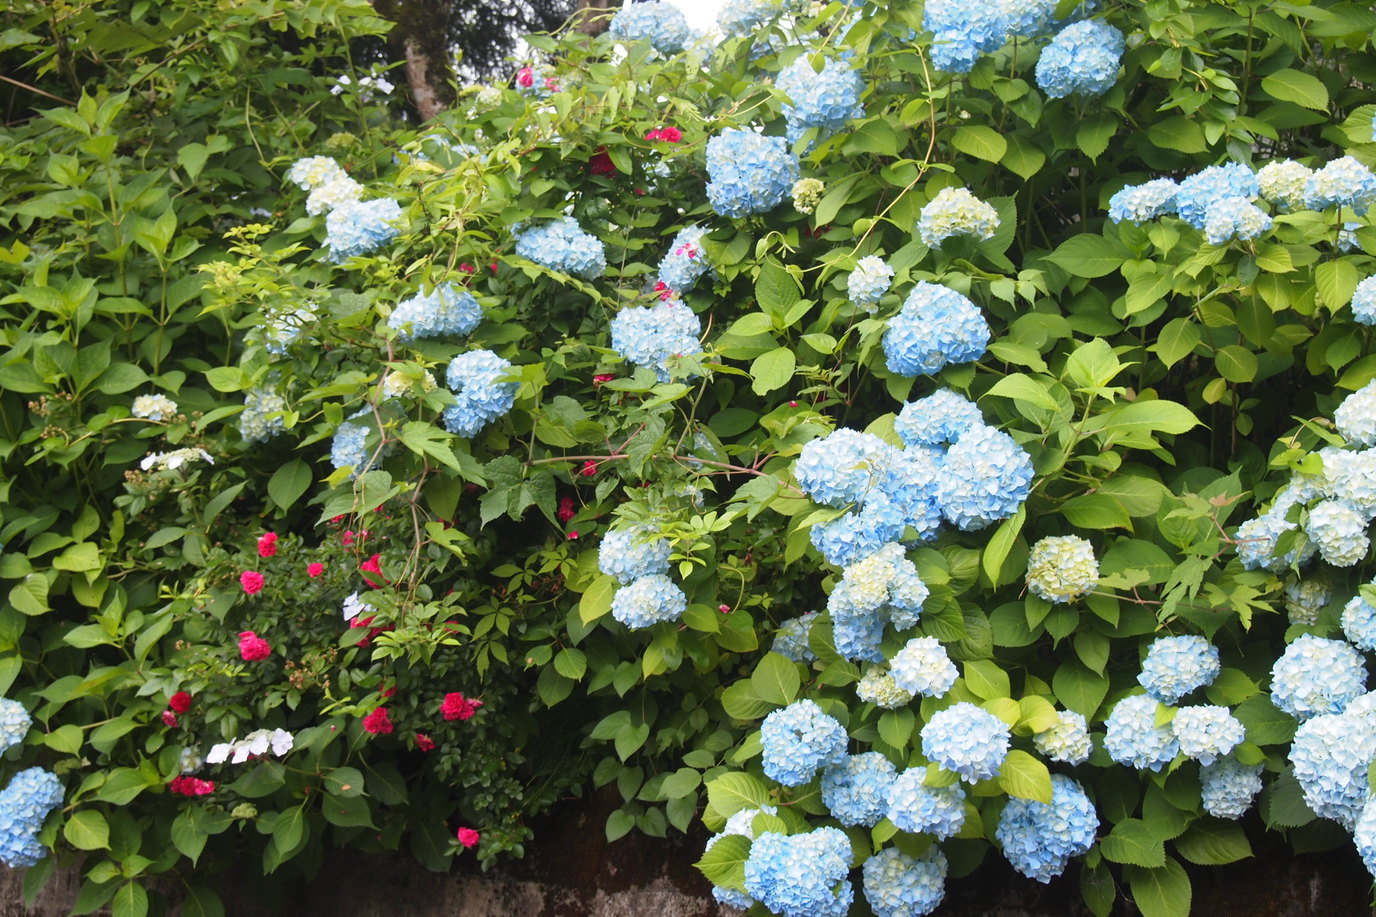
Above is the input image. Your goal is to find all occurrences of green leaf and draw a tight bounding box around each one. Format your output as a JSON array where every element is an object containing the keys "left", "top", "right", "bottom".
[
  {"left": 756, "top": 260, "right": 801, "bottom": 319},
  {"left": 985, "top": 374, "right": 1059, "bottom": 412},
  {"left": 706, "top": 772, "right": 773, "bottom": 817},
  {"left": 1262, "top": 771, "right": 1316, "bottom": 828},
  {"left": 614, "top": 721, "right": 650, "bottom": 761},
  {"left": 1076, "top": 113, "right": 1118, "bottom": 161},
  {"left": 952, "top": 125, "right": 1007, "bottom": 162},
  {"left": 1052, "top": 663, "right": 1108, "bottom": 718},
  {"left": 322, "top": 766, "right": 366, "bottom": 798},
  {"left": 696, "top": 833, "right": 750, "bottom": 890},
  {"left": 53, "top": 542, "right": 101, "bottom": 572},
  {"left": 605, "top": 808, "right": 635, "bottom": 843},
  {"left": 1001, "top": 134, "right": 1045, "bottom": 179},
  {"left": 267, "top": 460, "right": 312, "bottom": 511},
  {"left": 44, "top": 723, "right": 83, "bottom": 753},
  {"left": 111, "top": 882, "right": 148, "bottom": 917},
  {"left": 554, "top": 647, "right": 588, "bottom": 680},
  {"left": 1081, "top": 862, "right": 1116, "bottom": 917},
  {"left": 1214, "top": 345, "right": 1257, "bottom": 383},
  {"left": 877, "top": 708, "right": 915, "bottom": 748},
  {"left": 982, "top": 505, "right": 1026, "bottom": 588},
  {"left": 182, "top": 887, "right": 225, "bottom": 917},
  {"left": 750, "top": 347, "right": 796, "bottom": 397},
  {"left": 1233, "top": 694, "right": 1296, "bottom": 746},
  {"left": 659, "top": 767, "right": 702, "bottom": 799},
  {"left": 722, "top": 679, "right": 777, "bottom": 720},
  {"left": 1151, "top": 318, "right": 1200, "bottom": 369},
  {"left": 1316, "top": 260, "right": 1360, "bottom": 310},
  {"left": 93, "top": 767, "right": 155, "bottom": 805},
  {"left": 10, "top": 575, "right": 49, "bottom": 615},
  {"left": 1060, "top": 493, "right": 1132, "bottom": 530},
  {"left": 996, "top": 749, "right": 1053, "bottom": 803},
  {"left": 172, "top": 811, "right": 208, "bottom": 865},
  {"left": 963, "top": 659, "right": 1010, "bottom": 700},
  {"left": 1101, "top": 818, "right": 1166, "bottom": 867},
  {"left": 64, "top": 810, "right": 111, "bottom": 851},
  {"left": 1065, "top": 338, "right": 1123, "bottom": 389},
  {"left": 579, "top": 575, "right": 617, "bottom": 624},
  {"left": 1047, "top": 234, "right": 1124, "bottom": 278},
  {"left": 1125, "top": 857, "right": 1192, "bottom": 917},
  {"left": 1174, "top": 820, "right": 1251, "bottom": 865},
  {"left": 321, "top": 794, "right": 375, "bottom": 828},
  {"left": 751, "top": 652, "right": 801, "bottom": 706},
  {"left": 1260, "top": 69, "right": 1329, "bottom": 110}
]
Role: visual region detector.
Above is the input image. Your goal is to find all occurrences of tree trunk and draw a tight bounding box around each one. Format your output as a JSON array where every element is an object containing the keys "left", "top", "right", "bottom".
[
  {"left": 371, "top": 0, "right": 456, "bottom": 123},
  {"left": 403, "top": 36, "right": 446, "bottom": 122},
  {"left": 574, "top": 0, "right": 618, "bottom": 36}
]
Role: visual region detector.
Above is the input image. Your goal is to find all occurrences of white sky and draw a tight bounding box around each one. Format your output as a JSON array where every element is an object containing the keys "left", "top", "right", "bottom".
[{"left": 664, "top": 0, "right": 726, "bottom": 35}]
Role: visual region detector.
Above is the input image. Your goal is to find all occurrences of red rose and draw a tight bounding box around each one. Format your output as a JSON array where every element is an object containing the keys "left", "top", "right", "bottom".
[
  {"left": 456, "top": 826, "right": 480, "bottom": 848},
  {"left": 308, "top": 562, "right": 324, "bottom": 578},
  {"left": 238, "top": 631, "right": 271, "bottom": 662},
  {"left": 240, "top": 571, "right": 264, "bottom": 595},
  {"left": 258, "top": 532, "right": 278, "bottom": 558},
  {"left": 416, "top": 733, "right": 436, "bottom": 751},
  {"left": 363, "top": 707, "right": 394, "bottom": 735},
  {"left": 441, "top": 692, "right": 483, "bottom": 721},
  {"left": 169, "top": 691, "right": 193, "bottom": 713},
  {"left": 161, "top": 710, "right": 178, "bottom": 728}
]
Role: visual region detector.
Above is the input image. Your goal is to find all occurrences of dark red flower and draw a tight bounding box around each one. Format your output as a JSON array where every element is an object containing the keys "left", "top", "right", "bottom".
[
  {"left": 416, "top": 733, "right": 435, "bottom": 751},
  {"left": 360, "top": 553, "right": 385, "bottom": 586},
  {"left": 581, "top": 460, "right": 597, "bottom": 478},
  {"left": 441, "top": 692, "right": 483, "bottom": 721},
  {"left": 363, "top": 707, "right": 394, "bottom": 735},
  {"left": 557, "top": 496, "right": 576, "bottom": 523},
  {"left": 169, "top": 776, "right": 215, "bottom": 797},
  {"left": 169, "top": 691, "right": 193, "bottom": 714},
  {"left": 457, "top": 826, "right": 480, "bottom": 848},
  {"left": 238, "top": 631, "right": 271, "bottom": 661},
  {"left": 258, "top": 532, "right": 278, "bottom": 558},
  {"left": 161, "top": 710, "right": 178, "bottom": 728},
  {"left": 589, "top": 148, "right": 616, "bottom": 176}
]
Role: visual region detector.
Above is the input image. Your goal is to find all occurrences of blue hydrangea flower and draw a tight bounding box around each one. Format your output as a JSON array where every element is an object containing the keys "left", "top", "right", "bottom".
[
  {"left": 1034, "top": 20, "right": 1124, "bottom": 99},
  {"left": 1315, "top": 448, "right": 1376, "bottom": 516},
  {"left": 1171, "top": 705, "right": 1245, "bottom": 765},
  {"left": 1304, "top": 499, "right": 1370, "bottom": 567},
  {"left": 878, "top": 447, "right": 945, "bottom": 539},
  {"left": 388, "top": 284, "right": 482, "bottom": 341},
  {"left": 1138, "top": 635, "right": 1220, "bottom": 705},
  {"left": 1284, "top": 575, "right": 1331, "bottom": 627},
  {"left": 1257, "top": 160, "right": 1313, "bottom": 211},
  {"left": 717, "top": 0, "right": 785, "bottom": 35},
  {"left": 772, "top": 612, "right": 818, "bottom": 662},
  {"left": 1033, "top": 709, "right": 1092, "bottom": 765},
  {"left": 657, "top": 226, "right": 711, "bottom": 293},
  {"left": 1336, "top": 381, "right": 1376, "bottom": 446},
  {"left": 1234, "top": 483, "right": 1317, "bottom": 572},
  {"left": 443, "top": 350, "right": 517, "bottom": 437},
  {"left": 1204, "top": 196, "right": 1273, "bottom": 246},
  {"left": 847, "top": 256, "right": 895, "bottom": 311},
  {"left": 131, "top": 393, "right": 177, "bottom": 421},
  {"left": 598, "top": 525, "right": 673, "bottom": 584},
  {"left": 610, "top": 573, "right": 687, "bottom": 628},
  {"left": 1343, "top": 589, "right": 1376, "bottom": 652},
  {"left": 239, "top": 388, "right": 287, "bottom": 444},
  {"left": 1304, "top": 156, "right": 1376, "bottom": 215},
  {"left": 921, "top": 701, "right": 1011, "bottom": 782},
  {"left": 828, "top": 543, "right": 929, "bottom": 663},
  {"left": 776, "top": 55, "right": 865, "bottom": 145},
  {"left": 924, "top": 0, "right": 1008, "bottom": 73},
  {"left": 1026, "top": 535, "right": 1099, "bottom": 603},
  {"left": 1174, "top": 164, "right": 1259, "bottom": 230},
  {"left": 1354, "top": 277, "right": 1376, "bottom": 324},
  {"left": 608, "top": 1, "right": 691, "bottom": 53},
  {"left": 1357, "top": 796, "right": 1376, "bottom": 878},
  {"left": 259, "top": 304, "right": 315, "bottom": 357},
  {"left": 324, "top": 198, "right": 403, "bottom": 262},
  {"left": 515, "top": 217, "right": 606, "bottom": 278},
  {"left": 996, "top": 775, "right": 1098, "bottom": 883},
  {"left": 705, "top": 128, "right": 799, "bottom": 218},
  {"left": 821, "top": 752, "right": 898, "bottom": 827},
  {"left": 1199, "top": 757, "right": 1264, "bottom": 820},
  {"left": 929, "top": 31, "right": 983, "bottom": 73},
  {"left": 330, "top": 412, "right": 381, "bottom": 477},
  {"left": 795, "top": 429, "right": 895, "bottom": 507},
  {"left": 1271, "top": 634, "right": 1368, "bottom": 721},
  {"left": 883, "top": 283, "right": 991, "bottom": 377},
  {"left": 744, "top": 828, "right": 854, "bottom": 917},
  {"left": 856, "top": 665, "right": 916, "bottom": 709},
  {"left": 917, "top": 188, "right": 1001, "bottom": 248},
  {"left": 609, "top": 301, "right": 703, "bottom": 382},
  {"left": 894, "top": 389, "right": 984, "bottom": 447},
  {"left": 834, "top": 603, "right": 887, "bottom": 663},
  {"left": 889, "top": 636, "right": 957, "bottom": 698},
  {"left": 935, "top": 424, "right": 1034, "bottom": 531},
  {"left": 810, "top": 508, "right": 897, "bottom": 567},
  {"left": 761, "top": 699, "right": 849, "bottom": 786},
  {"left": 1290, "top": 708, "right": 1376, "bottom": 829},
  {"left": 862, "top": 846, "right": 948, "bottom": 917},
  {"left": 0, "top": 767, "right": 64, "bottom": 868},
  {"left": 704, "top": 805, "right": 777, "bottom": 909},
  {"left": 886, "top": 769, "right": 965, "bottom": 838},
  {"left": 1107, "top": 179, "right": 1180, "bottom": 224},
  {"left": 1104, "top": 693, "right": 1179, "bottom": 771},
  {"left": 1000, "top": 0, "right": 1059, "bottom": 38},
  {"left": 0, "top": 698, "right": 31, "bottom": 754}
]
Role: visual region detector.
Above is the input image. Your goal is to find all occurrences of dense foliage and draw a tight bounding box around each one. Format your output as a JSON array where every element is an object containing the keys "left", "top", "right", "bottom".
[{"left": 6, "top": 0, "right": 1376, "bottom": 915}]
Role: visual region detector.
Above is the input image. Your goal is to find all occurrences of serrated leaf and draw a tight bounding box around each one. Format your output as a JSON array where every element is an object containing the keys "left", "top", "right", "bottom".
[
  {"left": 1101, "top": 818, "right": 1166, "bottom": 867},
  {"left": 722, "top": 679, "right": 777, "bottom": 720},
  {"left": 997, "top": 749, "right": 1053, "bottom": 803},
  {"left": 706, "top": 772, "right": 773, "bottom": 817},
  {"left": 696, "top": 833, "right": 751, "bottom": 889},
  {"left": 750, "top": 347, "right": 796, "bottom": 397},
  {"left": 877, "top": 708, "right": 915, "bottom": 748},
  {"left": 1125, "top": 857, "right": 1192, "bottom": 917},
  {"left": 1260, "top": 69, "right": 1329, "bottom": 110},
  {"left": 1173, "top": 820, "right": 1251, "bottom": 865},
  {"left": 751, "top": 652, "right": 801, "bottom": 706},
  {"left": 267, "top": 460, "right": 312, "bottom": 511},
  {"left": 64, "top": 809, "right": 110, "bottom": 850},
  {"left": 952, "top": 125, "right": 1007, "bottom": 162},
  {"left": 1047, "top": 234, "right": 1124, "bottom": 278}
]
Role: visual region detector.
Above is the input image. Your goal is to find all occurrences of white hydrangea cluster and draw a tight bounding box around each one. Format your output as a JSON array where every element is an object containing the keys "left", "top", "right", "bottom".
[
  {"left": 1256, "top": 159, "right": 1313, "bottom": 211},
  {"left": 1336, "top": 380, "right": 1376, "bottom": 447},
  {"left": 131, "top": 393, "right": 178, "bottom": 421},
  {"left": 1270, "top": 634, "right": 1367, "bottom": 721},
  {"left": 1025, "top": 535, "right": 1099, "bottom": 603},
  {"left": 1170, "top": 705, "right": 1245, "bottom": 765},
  {"left": 206, "top": 728, "right": 295, "bottom": 764},
  {"left": 1138, "top": 635, "right": 1220, "bottom": 704},
  {"left": 888, "top": 636, "right": 957, "bottom": 698},
  {"left": 1033, "top": 709, "right": 1092, "bottom": 765},
  {"left": 916, "top": 187, "right": 1000, "bottom": 247},
  {"left": 1200, "top": 757, "right": 1264, "bottom": 819},
  {"left": 846, "top": 255, "right": 894, "bottom": 311},
  {"left": 1104, "top": 693, "right": 1178, "bottom": 771},
  {"left": 885, "top": 769, "right": 965, "bottom": 838},
  {"left": 1284, "top": 575, "right": 1331, "bottom": 626}
]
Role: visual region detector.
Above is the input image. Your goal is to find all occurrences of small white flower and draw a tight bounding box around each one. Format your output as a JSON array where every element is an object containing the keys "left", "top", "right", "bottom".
[
  {"left": 206, "top": 743, "right": 232, "bottom": 765},
  {"left": 342, "top": 591, "right": 373, "bottom": 622}
]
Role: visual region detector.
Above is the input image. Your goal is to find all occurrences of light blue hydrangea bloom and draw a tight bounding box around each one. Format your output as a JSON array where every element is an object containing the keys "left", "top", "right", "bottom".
[
  {"left": 239, "top": 388, "right": 287, "bottom": 444},
  {"left": 1174, "top": 164, "right": 1258, "bottom": 230},
  {"left": 1257, "top": 160, "right": 1313, "bottom": 211},
  {"left": 1138, "top": 635, "right": 1220, "bottom": 704},
  {"left": 1343, "top": 589, "right": 1376, "bottom": 652},
  {"left": 1204, "top": 196, "right": 1273, "bottom": 246},
  {"left": 996, "top": 775, "right": 1098, "bottom": 883},
  {"left": 443, "top": 350, "right": 517, "bottom": 437},
  {"left": 777, "top": 54, "right": 865, "bottom": 145},
  {"left": 856, "top": 666, "right": 915, "bottom": 709},
  {"left": 924, "top": 0, "right": 1008, "bottom": 73},
  {"left": 1033, "top": 709, "right": 1092, "bottom": 765},
  {"left": 261, "top": 305, "right": 316, "bottom": 356},
  {"left": 833, "top": 604, "right": 887, "bottom": 663},
  {"left": 894, "top": 389, "right": 984, "bottom": 447},
  {"left": 0, "top": 767, "right": 64, "bottom": 868},
  {"left": 828, "top": 543, "right": 929, "bottom": 661},
  {"left": 324, "top": 197, "right": 403, "bottom": 262},
  {"left": 1354, "top": 277, "right": 1376, "bottom": 325},
  {"left": 810, "top": 508, "right": 896, "bottom": 568},
  {"left": 598, "top": 525, "right": 673, "bottom": 584},
  {"left": 847, "top": 256, "right": 895, "bottom": 311},
  {"left": 717, "top": 0, "right": 784, "bottom": 35},
  {"left": 883, "top": 283, "right": 991, "bottom": 377},
  {"left": 1234, "top": 481, "right": 1318, "bottom": 571},
  {"left": 330, "top": 412, "right": 379, "bottom": 477},
  {"left": 704, "top": 805, "right": 777, "bottom": 909},
  {"left": 874, "top": 448, "right": 945, "bottom": 541},
  {"left": 889, "top": 636, "right": 958, "bottom": 698},
  {"left": 821, "top": 752, "right": 898, "bottom": 827},
  {"left": 886, "top": 769, "right": 965, "bottom": 838},
  {"left": 1356, "top": 796, "right": 1376, "bottom": 878},
  {"left": 609, "top": 573, "right": 687, "bottom": 629},
  {"left": 761, "top": 699, "right": 849, "bottom": 786},
  {"left": 0, "top": 698, "right": 31, "bottom": 754},
  {"left": 657, "top": 226, "right": 710, "bottom": 293},
  {"left": 928, "top": 31, "right": 982, "bottom": 73},
  {"left": 862, "top": 846, "right": 948, "bottom": 917},
  {"left": 1336, "top": 381, "right": 1376, "bottom": 446},
  {"left": 1304, "top": 498, "right": 1370, "bottom": 566},
  {"left": 705, "top": 128, "right": 799, "bottom": 218},
  {"left": 1200, "top": 757, "right": 1264, "bottom": 820},
  {"left": 935, "top": 424, "right": 1034, "bottom": 531},
  {"left": 1304, "top": 156, "right": 1376, "bottom": 214},
  {"left": 921, "top": 701, "right": 1011, "bottom": 782},
  {"left": 1316, "top": 448, "right": 1376, "bottom": 516},
  {"left": 1171, "top": 705, "right": 1245, "bottom": 765},
  {"left": 608, "top": 1, "right": 691, "bottom": 53},
  {"left": 515, "top": 217, "right": 606, "bottom": 278},
  {"left": 772, "top": 612, "right": 818, "bottom": 662},
  {"left": 1290, "top": 708, "right": 1376, "bottom": 829},
  {"left": 1034, "top": 20, "right": 1124, "bottom": 99},
  {"left": 388, "top": 284, "right": 482, "bottom": 341},
  {"left": 743, "top": 828, "right": 854, "bottom": 917},
  {"left": 609, "top": 301, "right": 703, "bottom": 382},
  {"left": 1271, "top": 634, "right": 1368, "bottom": 721},
  {"left": 1000, "top": 0, "right": 1059, "bottom": 38},
  {"left": 131, "top": 393, "right": 177, "bottom": 421},
  {"left": 1284, "top": 575, "right": 1331, "bottom": 626},
  {"left": 917, "top": 188, "right": 1001, "bottom": 248},
  {"left": 795, "top": 429, "right": 894, "bottom": 507},
  {"left": 1104, "top": 693, "right": 1179, "bottom": 771},
  {"left": 1107, "top": 179, "right": 1180, "bottom": 224}
]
